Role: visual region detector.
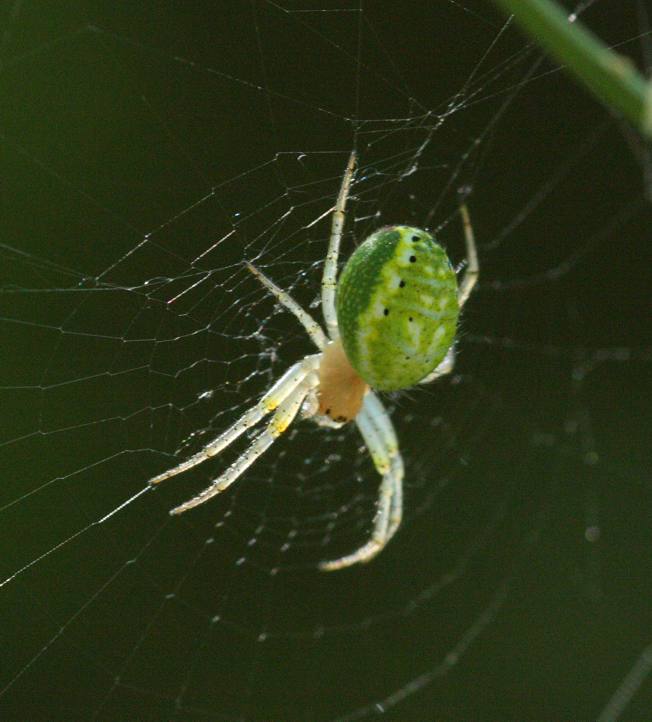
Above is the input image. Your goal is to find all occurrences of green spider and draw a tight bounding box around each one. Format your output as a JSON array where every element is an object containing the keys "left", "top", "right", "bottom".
[{"left": 149, "top": 153, "right": 479, "bottom": 571}]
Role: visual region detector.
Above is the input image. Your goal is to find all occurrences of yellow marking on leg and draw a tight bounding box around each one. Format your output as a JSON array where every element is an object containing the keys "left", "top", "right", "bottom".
[{"left": 263, "top": 396, "right": 281, "bottom": 413}]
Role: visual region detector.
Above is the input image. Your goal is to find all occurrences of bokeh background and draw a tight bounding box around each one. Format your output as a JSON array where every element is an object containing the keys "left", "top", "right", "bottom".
[{"left": 1, "top": 2, "right": 651, "bottom": 720}]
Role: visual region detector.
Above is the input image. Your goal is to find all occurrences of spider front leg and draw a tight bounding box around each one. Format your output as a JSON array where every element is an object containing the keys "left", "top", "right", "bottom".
[
  {"left": 148, "top": 355, "right": 319, "bottom": 487},
  {"left": 169, "top": 368, "right": 319, "bottom": 515},
  {"left": 319, "top": 392, "right": 404, "bottom": 571},
  {"left": 364, "top": 392, "right": 404, "bottom": 542},
  {"left": 321, "top": 151, "right": 356, "bottom": 340}
]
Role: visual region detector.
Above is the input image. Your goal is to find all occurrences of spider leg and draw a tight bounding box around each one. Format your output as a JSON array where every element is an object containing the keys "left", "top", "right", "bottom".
[
  {"left": 418, "top": 345, "right": 456, "bottom": 384},
  {"left": 148, "top": 356, "right": 319, "bottom": 486},
  {"left": 457, "top": 202, "right": 479, "bottom": 308},
  {"left": 322, "top": 151, "right": 356, "bottom": 340},
  {"left": 365, "top": 392, "right": 404, "bottom": 542},
  {"left": 246, "top": 262, "right": 326, "bottom": 350},
  {"left": 319, "top": 392, "right": 404, "bottom": 571},
  {"left": 419, "top": 203, "right": 478, "bottom": 386},
  {"left": 169, "top": 371, "right": 318, "bottom": 514}
]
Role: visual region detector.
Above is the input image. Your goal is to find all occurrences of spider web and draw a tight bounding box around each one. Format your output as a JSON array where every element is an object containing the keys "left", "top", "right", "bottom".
[{"left": 1, "top": 2, "right": 652, "bottom": 720}]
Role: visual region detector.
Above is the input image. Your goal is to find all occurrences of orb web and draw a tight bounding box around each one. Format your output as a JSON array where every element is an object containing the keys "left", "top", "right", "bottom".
[{"left": 1, "top": 2, "right": 651, "bottom": 720}]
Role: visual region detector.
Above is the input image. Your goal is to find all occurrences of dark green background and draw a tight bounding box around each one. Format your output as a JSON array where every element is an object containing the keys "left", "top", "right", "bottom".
[{"left": 1, "top": 2, "right": 651, "bottom": 720}]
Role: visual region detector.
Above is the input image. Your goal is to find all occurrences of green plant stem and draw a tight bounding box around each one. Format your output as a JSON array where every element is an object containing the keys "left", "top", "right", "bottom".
[{"left": 491, "top": 0, "right": 652, "bottom": 139}]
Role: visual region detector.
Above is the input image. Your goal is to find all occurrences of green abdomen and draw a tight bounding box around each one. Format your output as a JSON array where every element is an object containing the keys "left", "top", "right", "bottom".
[{"left": 336, "top": 226, "right": 459, "bottom": 391}]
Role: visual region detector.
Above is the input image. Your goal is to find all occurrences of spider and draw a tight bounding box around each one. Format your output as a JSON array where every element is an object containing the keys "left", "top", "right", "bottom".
[{"left": 149, "top": 152, "right": 478, "bottom": 571}]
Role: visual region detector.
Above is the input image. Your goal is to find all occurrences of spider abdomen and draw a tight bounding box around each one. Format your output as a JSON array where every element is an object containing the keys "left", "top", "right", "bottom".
[{"left": 336, "top": 226, "right": 459, "bottom": 391}]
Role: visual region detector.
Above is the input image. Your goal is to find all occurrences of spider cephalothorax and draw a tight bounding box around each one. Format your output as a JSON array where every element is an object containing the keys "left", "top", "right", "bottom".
[
  {"left": 317, "top": 338, "right": 368, "bottom": 424},
  {"left": 148, "top": 152, "right": 478, "bottom": 571}
]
